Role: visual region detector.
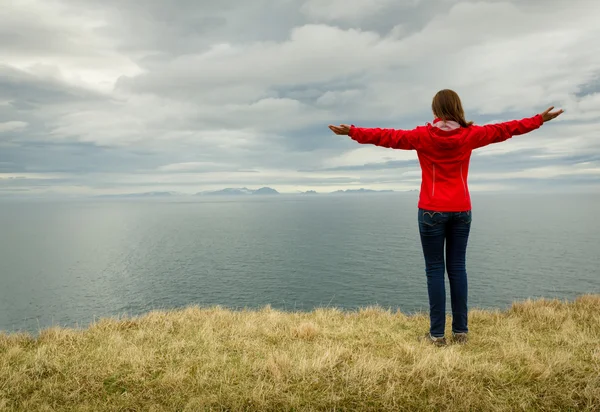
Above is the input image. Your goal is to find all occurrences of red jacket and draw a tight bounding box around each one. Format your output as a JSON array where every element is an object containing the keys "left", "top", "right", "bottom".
[{"left": 348, "top": 114, "right": 544, "bottom": 212}]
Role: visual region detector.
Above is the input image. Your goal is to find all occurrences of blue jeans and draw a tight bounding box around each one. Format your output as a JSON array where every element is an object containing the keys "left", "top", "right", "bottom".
[{"left": 418, "top": 209, "right": 472, "bottom": 337}]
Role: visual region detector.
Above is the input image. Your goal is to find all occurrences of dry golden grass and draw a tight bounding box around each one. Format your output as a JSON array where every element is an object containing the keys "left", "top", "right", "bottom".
[{"left": 1, "top": 295, "right": 599, "bottom": 411}]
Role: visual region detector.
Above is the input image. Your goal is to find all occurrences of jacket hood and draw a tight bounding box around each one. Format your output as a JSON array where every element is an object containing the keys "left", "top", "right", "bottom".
[{"left": 426, "top": 121, "right": 469, "bottom": 151}]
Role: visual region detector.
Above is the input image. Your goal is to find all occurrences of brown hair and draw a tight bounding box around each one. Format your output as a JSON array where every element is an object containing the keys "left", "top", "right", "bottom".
[{"left": 432, "top": 89, "right": 473, "bottom": 128}]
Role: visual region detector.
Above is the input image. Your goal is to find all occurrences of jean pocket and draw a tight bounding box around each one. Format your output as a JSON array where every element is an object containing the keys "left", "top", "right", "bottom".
[
  {"left": 457, "top": 210, "right": 472, "bottom": 224},
  {"left": 419, "top": 210, "right": 447, "bottom": 227}
]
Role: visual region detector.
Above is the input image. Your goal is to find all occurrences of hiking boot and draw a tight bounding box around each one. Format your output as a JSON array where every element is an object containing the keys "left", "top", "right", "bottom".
[
  {"left": 452, "top": 332, "right": 468, "bottom": 344},
  {"left": 422, "top": 333, "right": 447, "bottom": 347}
]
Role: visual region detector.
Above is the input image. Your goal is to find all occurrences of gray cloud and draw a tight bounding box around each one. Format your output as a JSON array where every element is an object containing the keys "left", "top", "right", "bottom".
[
  {"left": 0, "top": 66, "right": 102, "bottom": 105},
  {"left": 1, "top": 0, "right": 599, "bottom": 196},
  {"left": 303, "top": 159, "right": 418, "bottom": 172}
]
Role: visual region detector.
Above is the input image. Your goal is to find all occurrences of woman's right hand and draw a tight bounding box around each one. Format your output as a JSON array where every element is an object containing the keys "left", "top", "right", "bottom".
[
  {"left": 328, "top": 124, "right": 351, "bottom": 135},
  {"left": 541, "top": 106, "right": 564, "bottom": 123}
]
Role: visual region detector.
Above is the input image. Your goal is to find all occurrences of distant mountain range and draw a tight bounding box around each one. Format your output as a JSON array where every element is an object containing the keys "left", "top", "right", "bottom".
[
  {"left": 197, "top": 187, "right": 280, "bottom": 196},
  {"left": 331, "top": 189, "right": 395, "bottom": 194},
  {"left": 92, "top": 187, "right": 415, "bottom": 198},
  {"left": 95, "top": 191, "right": 181, "bottom": 198}
]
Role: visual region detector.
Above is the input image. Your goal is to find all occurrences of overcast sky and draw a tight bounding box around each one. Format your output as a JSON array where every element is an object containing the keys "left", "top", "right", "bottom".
[{"left": 1, "top": 0, "right": 599, "bottom": 196}]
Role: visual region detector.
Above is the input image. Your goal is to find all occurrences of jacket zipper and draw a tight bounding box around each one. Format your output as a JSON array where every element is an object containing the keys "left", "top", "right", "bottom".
[
  {"left": 460, "top": 164, "right": 467, "bottom": 197},
  {"left": 432, "top": 164, "right": 436, "bottom": 197}
]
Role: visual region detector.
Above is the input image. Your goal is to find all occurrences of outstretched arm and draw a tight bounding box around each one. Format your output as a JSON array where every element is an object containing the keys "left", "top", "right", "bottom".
[
  {"left": 328, "top": 124, "right": 419, "bottom": 150},
  {"left": 469, "top": 106, "right": 564, "bottom": 150}
]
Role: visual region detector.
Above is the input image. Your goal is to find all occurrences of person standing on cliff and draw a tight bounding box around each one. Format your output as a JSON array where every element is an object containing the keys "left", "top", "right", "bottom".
[{"left": 328, "top": 89, "right": 563, "bottom": 346}]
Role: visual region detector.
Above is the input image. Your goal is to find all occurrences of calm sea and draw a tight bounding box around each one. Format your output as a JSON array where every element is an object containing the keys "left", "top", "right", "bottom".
[{"left": 1, "top": 193, "right": 599, "bottom": 333}]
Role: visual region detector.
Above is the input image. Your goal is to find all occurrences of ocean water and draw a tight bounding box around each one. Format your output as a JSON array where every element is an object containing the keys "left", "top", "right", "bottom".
[{"left": 1, "top": 193, "right": 599, "bottom": 334}]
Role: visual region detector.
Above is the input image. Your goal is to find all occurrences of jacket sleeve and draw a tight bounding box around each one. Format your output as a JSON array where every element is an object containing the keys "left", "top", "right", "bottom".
[
  {"left": 468, "top": 115, "right": 544, "bottom": 149},
  {"left": 348, "top": 126, "right": 420, "bottom": 150}
]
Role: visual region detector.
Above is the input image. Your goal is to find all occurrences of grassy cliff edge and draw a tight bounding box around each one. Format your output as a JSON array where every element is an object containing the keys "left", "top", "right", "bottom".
[{"left": 1, "top": 295, "right": 599, "bottom": 411}]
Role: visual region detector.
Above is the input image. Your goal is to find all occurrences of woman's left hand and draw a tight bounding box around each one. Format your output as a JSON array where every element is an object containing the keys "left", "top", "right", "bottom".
[
  {"left": 540, "top": 106, "right": 564, "bottom": 123},
  {"left": 328, "top": 124, "right": 351, "bottom": 135}
]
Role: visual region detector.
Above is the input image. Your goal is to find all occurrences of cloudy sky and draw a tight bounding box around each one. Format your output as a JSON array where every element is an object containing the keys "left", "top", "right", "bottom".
[{"left": 1, "top": 0, "right": 599, "bottom": 196}]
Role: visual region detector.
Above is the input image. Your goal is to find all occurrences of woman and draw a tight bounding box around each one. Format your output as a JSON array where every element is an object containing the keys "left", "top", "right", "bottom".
[{"left": 328, "top": 89, "right": 563, "bottom": 346}]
